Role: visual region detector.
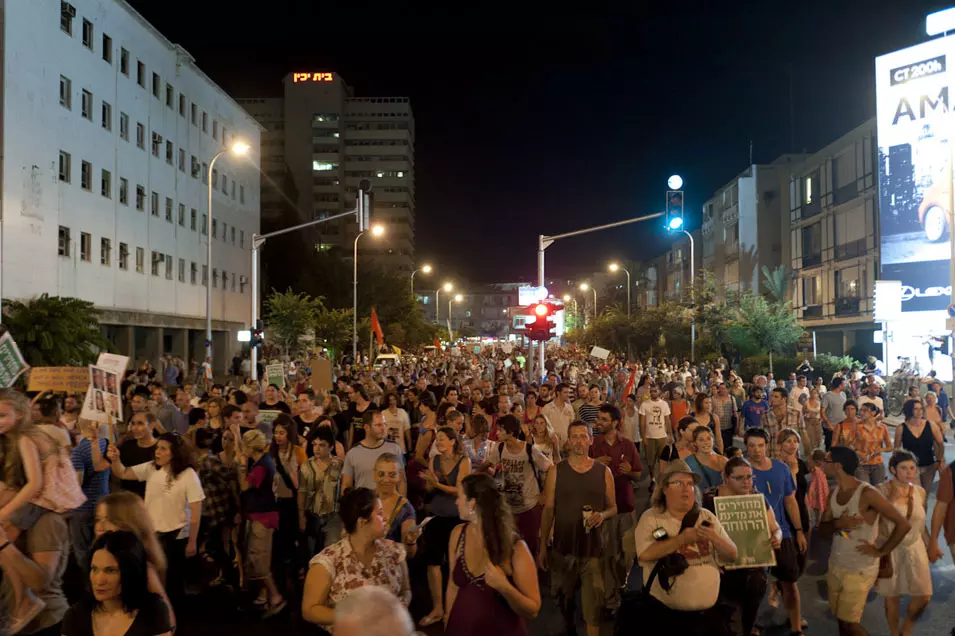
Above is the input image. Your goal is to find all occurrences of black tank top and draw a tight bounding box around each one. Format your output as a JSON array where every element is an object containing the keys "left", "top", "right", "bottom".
[
  {"left": 552, "top": 460, "right": 606, "bottom": 558},
  {"left": 902, "top": 422, "right": 936, "bottom": 467}
]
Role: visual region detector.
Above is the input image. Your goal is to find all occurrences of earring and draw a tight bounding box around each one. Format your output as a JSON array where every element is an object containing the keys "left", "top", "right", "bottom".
[{"left": 468, "top": 505, "right": 476, "bottom": 520}]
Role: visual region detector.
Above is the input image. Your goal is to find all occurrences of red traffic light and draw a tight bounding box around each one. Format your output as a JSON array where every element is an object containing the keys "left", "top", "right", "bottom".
[{"left": 533, "top": 303, "right": 549, "bottom": 317}]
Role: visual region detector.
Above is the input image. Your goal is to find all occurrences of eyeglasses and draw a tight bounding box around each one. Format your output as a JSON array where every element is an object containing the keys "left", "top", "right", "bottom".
[{"left": 667, "top": 479, "right": 696, "bottom": 489}]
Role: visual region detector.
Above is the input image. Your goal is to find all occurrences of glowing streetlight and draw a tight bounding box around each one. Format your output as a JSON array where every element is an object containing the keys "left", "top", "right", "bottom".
[
  {"left": 353, "top": 223, "right": 385, "bottom": 362},
  {"left": 607, "top": 262, "right": 632, "bottom": 316},
  {"left": 668, "top": 174, "right": 684, "bottom": 190},
  {"left": 370, "top": 224, "right": 385, "bottom": 237},
  {"left": 579, "top": 283, "right": 597, "bottom": 324},
  {"left": 411, "top": 264, "right": 433, "bottom": 298},
  {"left": 436, "top": 282, "right": 454, "bottom": 323}
]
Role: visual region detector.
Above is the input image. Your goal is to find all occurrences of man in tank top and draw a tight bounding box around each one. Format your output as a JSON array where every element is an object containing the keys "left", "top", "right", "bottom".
[
  {"left": 538, "top": 420, "right": 616, "bottom": 636},
  {"left": 819, "top": 446, "right": 911, "bottom": 634}
]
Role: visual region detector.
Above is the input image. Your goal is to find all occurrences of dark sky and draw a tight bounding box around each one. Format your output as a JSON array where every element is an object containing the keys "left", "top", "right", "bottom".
[{"left": 131, "top": 1, "right": 947, "bottom": 283}]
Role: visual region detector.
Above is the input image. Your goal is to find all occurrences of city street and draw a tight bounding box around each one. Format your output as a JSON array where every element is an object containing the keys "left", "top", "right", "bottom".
[{"left": 881, "top": 231, "right": 949, "bottom": 265}]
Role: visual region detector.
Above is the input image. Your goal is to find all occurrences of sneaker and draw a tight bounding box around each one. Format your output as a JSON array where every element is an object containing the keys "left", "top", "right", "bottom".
[{"left": 263, "top": 599, "right": 287, "bottom": 618}]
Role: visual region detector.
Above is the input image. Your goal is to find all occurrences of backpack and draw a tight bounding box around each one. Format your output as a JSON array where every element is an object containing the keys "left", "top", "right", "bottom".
[
  {"left": 496, "top": 441, "right": 543, "bottom": 491},
  {"left": 33, "top": 430, "right": 87, "bottom": 513}
]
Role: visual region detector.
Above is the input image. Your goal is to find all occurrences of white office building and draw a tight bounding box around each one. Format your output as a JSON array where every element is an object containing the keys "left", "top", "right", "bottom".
[{"left": 2, "top": 1, "right": 261, "bottom": 371}]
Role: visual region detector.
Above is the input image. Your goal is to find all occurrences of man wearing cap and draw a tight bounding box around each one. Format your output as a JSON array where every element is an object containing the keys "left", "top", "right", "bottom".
[
  {"left": 819, "top": 446, "right": 910, "bottom": 635},
  {"left": 634, "top": 458, "right": 737, "bottom": 629}
]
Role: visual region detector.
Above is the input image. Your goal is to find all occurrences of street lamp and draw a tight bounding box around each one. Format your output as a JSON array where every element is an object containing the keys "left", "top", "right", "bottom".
[
  {"left": 436, "top": 282, "right": 454, "bottom": 323},
  {"left": 411, "top": 264, "right": 433, "bottom": 298},
  {"left": 449, "top": 294, "right": 463, "bottom": 320},
  {"left": 579, "top": 283, "right": 597, "bottom": 324},
  {"left": 353, "top": 223, "right": 385, "bottom": 364},
  {"left": 665, "top": 198, "right": 696, "bottom": 361},
  {"left": 608, "top": 262, "right": 632, "bottom": 317},
  {"left": 206, "top": 140, "right": 250, "bottom": 363}
]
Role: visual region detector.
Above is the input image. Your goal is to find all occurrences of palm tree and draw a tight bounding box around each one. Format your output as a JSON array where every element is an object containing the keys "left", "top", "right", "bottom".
[
  {"left": 3, "top": 294, "right": 111, "bottom": 366},
  {"left": 761, "top": 265, "right": 791, "bottom": 301}
]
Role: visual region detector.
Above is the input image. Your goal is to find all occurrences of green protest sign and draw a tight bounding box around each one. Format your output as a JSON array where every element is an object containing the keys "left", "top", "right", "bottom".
[
  {"left": 714, "top": 494, "right": 776, "bottom": 570},
  {"left": 0, "top": 333, "right": 28, "bottom": 388},
  {"left": 265, "top": 363, "right": 285, "bottom": 388}
]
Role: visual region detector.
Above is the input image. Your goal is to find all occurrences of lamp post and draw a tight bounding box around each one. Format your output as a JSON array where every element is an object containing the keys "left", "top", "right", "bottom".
[
  {"left": 448, "top": 294, "right": 463, "bottom": 339},
  {"left": 435, "top": 282, "right": 453, "bottom": 323},
  {"left": 608, "top": 262, "right": 632, "bottom": 317},
  {"left": 667, "top": 219, "right": 696, "bottom": 362},
  {"left": 411, "top": 264, "right": 432, "bottom": 299},
  {"left": 206, "top": 140, "right": 250, "bottom": 363},
  {"left": 353, "top": 224, "right": 385, "bottom": 365},
  {"left": 579, "top": 283, "right": 597, "bottom": 325}
]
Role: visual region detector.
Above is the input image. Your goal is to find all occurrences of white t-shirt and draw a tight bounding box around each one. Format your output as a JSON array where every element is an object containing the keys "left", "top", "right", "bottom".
[
  {"left": 381, "top": 407, "right": 411, "bottom": 452},
  {"left": 639, "top": 399, "right": 671, "bottom": 440},
  {"left": 623, "top": 408, "right": 642, "bottom": 443},
  {"left": 634, "top": 506, "right": 729, "bottom": 610},
  {"left": 131, "top": 463, "right": 205, "bottom": 538},
  {"left": 541, "top": 400, "right": 575, "bottom": 445},
  {"left": 485, "top": 442, "right": 553, "bottom": 514},
  {"left": 856, "top": 395, "right": 884, "bottom": 412},
  {"left": 790, "top": 386, "right": 810, "bottom": 409}
]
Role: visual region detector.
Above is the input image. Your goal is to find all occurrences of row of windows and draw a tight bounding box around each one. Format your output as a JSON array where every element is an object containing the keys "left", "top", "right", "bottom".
[
  {"left": 60, "top": 3, "right": 237, "bottom": 147},
  {"left": 344, "top": 139, "right": 410, "bottom": 147},
  {"left": 346, "top": 170, "right": 406, "bottom": 178},
  {"left": 57, "top": 151, "right": 248, "bottom": 247},
  {"left": 56, "top": 226, "right": 247, "bottom": 291},
  {"left": 58, "top": 76, "right": 249, "bottom": 204},
  {"left": 344, "top": 122, "right": 410, "bottom": 131}
]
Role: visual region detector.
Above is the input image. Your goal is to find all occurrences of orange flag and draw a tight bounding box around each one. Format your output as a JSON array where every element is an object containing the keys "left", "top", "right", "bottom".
[
  {"left": 623, "top": 366, "right": 638, "bottom": 399},
  {"left": 370, "top": 308, "right": 384, "bottom": 346}
]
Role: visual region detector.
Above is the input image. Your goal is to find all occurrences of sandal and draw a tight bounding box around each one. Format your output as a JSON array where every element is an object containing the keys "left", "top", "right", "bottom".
[
  {"left": 263, "top": 599, "right": 287, "bottom": 618},
  {"left": 418, "top": 612, "right": 443, "bottom": 627}
]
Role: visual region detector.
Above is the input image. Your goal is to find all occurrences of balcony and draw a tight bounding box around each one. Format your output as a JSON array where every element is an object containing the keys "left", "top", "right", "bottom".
[
  {"left": 834, "top": 238, "right": 866, "bottom": 261},
  {"left": 802, "top": 305, "right": 823, "bottom": 319},
  {"left": 834, "top": 296, "right": 861, "bottom": 316},
  {"left": 801, "top": 199, "right": 822, "bottom": 219},
  {"left": 802, "top": 252, "right": 822, "bottom": 268},
  {"left": 833, "top": 182, "right": 859, "bottom": 206}
]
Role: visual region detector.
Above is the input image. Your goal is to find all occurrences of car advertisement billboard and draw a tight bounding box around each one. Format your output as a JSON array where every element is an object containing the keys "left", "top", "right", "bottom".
[{"left": 876, "top": 37, "right": 953, "bottom": 313}]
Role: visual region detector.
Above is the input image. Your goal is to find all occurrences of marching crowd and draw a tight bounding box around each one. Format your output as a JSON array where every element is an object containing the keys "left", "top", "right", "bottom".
[{"left": 0, "top": 347, "right": 951, "bottom": 636}]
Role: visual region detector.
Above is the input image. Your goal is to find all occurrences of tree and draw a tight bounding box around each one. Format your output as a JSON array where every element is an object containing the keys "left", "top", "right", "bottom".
[
  {"left": 313, "top": 307, "right": 354, "bottom": 360},
  {"left": 724, "top": 291, "right": 803, "bottom": 373},
  {"left": 264, "top": 289, "right": 323, "bottom": 358},
  {"left": 761, "top": 265, "right": 791, "bottom": 301},
  {"left": 3, "top": 294, "right": 112, "bottom": 366}
]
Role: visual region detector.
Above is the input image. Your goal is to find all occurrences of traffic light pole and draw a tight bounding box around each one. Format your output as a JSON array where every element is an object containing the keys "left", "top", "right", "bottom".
[
  {"left": 249, "top": 206, "right": 364, "bottom": 381},
  {"left": 537, "top": 211, "right": 664, "bottom": 380}
]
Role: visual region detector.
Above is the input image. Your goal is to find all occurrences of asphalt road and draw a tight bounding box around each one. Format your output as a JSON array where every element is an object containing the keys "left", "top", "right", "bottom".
[
  {"left": 178, "top": 431, "right": 955, "bottom": 636},
  {"left": 881, "top": 231, "right": 949, "bottom": 266}
]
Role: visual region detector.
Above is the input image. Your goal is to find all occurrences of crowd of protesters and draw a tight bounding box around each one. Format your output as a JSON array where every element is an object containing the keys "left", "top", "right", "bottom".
[{"left": 0, "top": 346, "right": 951, "bottom": 635}]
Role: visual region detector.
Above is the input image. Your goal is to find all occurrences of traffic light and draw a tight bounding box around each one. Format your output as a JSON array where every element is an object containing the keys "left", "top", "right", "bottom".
[
  {"left": 525, "top": 302, "right": 557, "bottom": 341},
  {"left": 666, "top": 189, "right": 684, "bottom": 231},
  {"left": 251, "top": 320, "right": 264, "bottom": 348}
]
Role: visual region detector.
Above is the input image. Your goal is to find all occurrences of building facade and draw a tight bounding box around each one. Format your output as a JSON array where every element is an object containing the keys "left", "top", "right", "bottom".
[
  {"left": 5, "top": 1, "right": 261, "bottom": 372},
  {"left": 239, "top": 73, "right": 415, "bottom": 273}
]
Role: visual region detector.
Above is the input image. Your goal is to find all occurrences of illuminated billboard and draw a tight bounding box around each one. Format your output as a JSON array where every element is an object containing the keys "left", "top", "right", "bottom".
[{"left": 875, "top": 37, "right": 952, "bottom": 313}]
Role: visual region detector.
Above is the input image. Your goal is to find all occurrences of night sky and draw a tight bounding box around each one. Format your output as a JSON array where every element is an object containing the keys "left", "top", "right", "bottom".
[{"left": 130, "top": 1, "right": 947, "bottom": 283}]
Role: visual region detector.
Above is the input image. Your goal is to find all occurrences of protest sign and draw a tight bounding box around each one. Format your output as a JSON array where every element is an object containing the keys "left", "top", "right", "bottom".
[
  {"left": 0, "top": 332, "right": 28, "bottom": 388},
  {"left": 258, "top": 409, "right": 283, "bottom": 428},
  {"left": 713, "top": 494, "right": 777, "bottom": 569},
  {"left": 265, "top": 363, "right": 285, "bottom": 388},
  {"left": 589, "top": 346, "right": 610, "bottom": 360},
  {"left": 310, "top": 358, "right": 333, "bottom": 392},
  {"left": 27, "top": 367, "right": 89, "bottom": 393}
]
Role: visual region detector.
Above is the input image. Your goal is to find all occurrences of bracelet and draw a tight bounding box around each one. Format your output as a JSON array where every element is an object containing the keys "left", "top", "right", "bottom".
[
  {"left": 794, "top": 528, "right": 804, "bottom": 532},
  {"left": 0, "top": 541, "right": 10, "bottom": 552}
]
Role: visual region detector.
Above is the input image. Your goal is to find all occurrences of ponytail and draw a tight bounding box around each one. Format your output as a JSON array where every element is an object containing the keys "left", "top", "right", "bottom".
[{"left": 461, "top": 473, "right": 516, "bottom": 566}]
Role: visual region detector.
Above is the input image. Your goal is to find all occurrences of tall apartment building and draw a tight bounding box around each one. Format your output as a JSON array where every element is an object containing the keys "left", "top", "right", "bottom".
[
  {"left": 238, "top": 73, "right": 415, "bottom": 273},
  {"left": 788, "top": 119, "right": 879, "bottom": 357},
  {"left": 701, "top": 157, "right": 802, "bottom": 295},
  {"left": 5, "top": 1, "right": 261, "bottom": 371}
]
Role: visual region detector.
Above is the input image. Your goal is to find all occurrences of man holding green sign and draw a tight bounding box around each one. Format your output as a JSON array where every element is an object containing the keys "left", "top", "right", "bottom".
[{"left": 702, "top": 456, "right": 782, "bottom": 636}]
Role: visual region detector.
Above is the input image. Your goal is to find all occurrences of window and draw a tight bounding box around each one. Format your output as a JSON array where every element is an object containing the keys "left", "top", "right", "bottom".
[
  {"left": 165, "top": 84, "right": 173, "bottom": 108},
  {"left": 118, "top": 243, "right": 128, "bottom": 270},
  {"left": 222, "top": 126, "right": 228, "bottom": 145},
  {"left": 179, "top": 94, "right": 186, "bottom": 117},
  {"left": 212, "top": 218, "right": 217, "bottom": 239},
  {"left": 222, "top": 177, "right": 228, "bottom": 195},
  {"left": 201, "top": 213, "right": 207, "bottom": 234},
  {"left": 80, "top": 232, "right": 91, "bottom": 261},
  {"left": 119, "top": 112, "right": 128, "bottom": 140},
  {"left": 136, "top": 123, "right": 145, "bottom": 149},
  {"left": 152, "top": 73, "right": 160, "bottom": 98},
  {"left": 58, "top": 226, "right": 70, "bottom": 257},
  {"left": 102, "top": 34, "right": 112, "bottom": 63},
  {"left": 212, "top": 268, "right": 218, "bottom": 288},
  {"left": 211, "top": 169, "right": 218, "bottom": 188},
  {"left": 82, "top": 18, "right": 92, "bottom": 49},
  {"left": 151, "top": 251, "right": 160, "bottom": 276},
  {"left": 120, "top": 48, "right": 128, "bottom": 75},
  {"left": 312, "top": 161, "right": 338, "bottom": 172},
  {"left": 191, "top": 156, "right": 200, "bottom": 179},
  {"left": 213, "top": 120, "right": 218, "bottom": 140},
  {"left": 60, "top": 2, "right": 75, "bottom": 35},
  {"left": 178, "top": 149, "right": 185, "bottom": 172},
  {"left": 190, "top": 209, "right": 197, "bottom": 231},
  {"left": 135, "top": 247, "right": 144, "bottom": 273},
  {"left": 222, "top": 271, "right": 229, "bottom": 291},
  {"left": 201, "top": 162, "right": 208, "bottom": 184},
  {"left": 201, "top": 111, "right": 208, "bottom": 133},
  {"left": 240, "top": 185, "right": 245, "bottom": 204},
  {"left": 178, "top": 203, "right": 185, "bottom": 226},
  {"left": 101, "top": 101, "right": 111, "bottom": 131},
  {"left": 202, "top": 265, "right": 208, "bottom": 287},
  {"left": 151, "top": 132, "right": 161, "bottom": 157},
  {"left": 165, "top": 254, "right": 173, "bottom": 280},
  {"left": 59, "top": 75, "right": 71, "bottom": 109},
  {"left": 165, "top": 141, "right": 173, "bottom": 165},
  {"left": 803, "top": 175, "right": 813, "bottom": 205},
  {"left": 136, "top": 61, "right": 145, "bottom": 88},
  {"left": 119, "top": 177, "right": 128, "bottom": 205},
  {"left": 231, "top": 181, "right": 236, "bottom": 200},
  {"left": 191, "top": 103, "right": 197, "bottom": 125},
  {"left": 801, "top": 222, "right": 822, "bottom": 266},
  {"left": 135, "top": 185, "right": 145, "bottom": 210},
  {"left": 165, "top": 197, "right": 173, "bottom": 222},
  {"left": 80, "top": 160, "right": 91, "bottom": 190},
  {"left": 231, "top": 227, "right": 236, "bottom": 245},
  {"left": 100, "top": 169, "right": 111, "bottom": 198},
  {"left": 150, "top": 192, "right": 158, "bottom": 216},
  {"left": 190, "top": 262, "right": 197, "bottom": 285},
  {"left": 58, "top": 151, "right": 71, "bottom": 183},
  {"left": 81, "top": 90, "right": 92, "bottom": 120},
  {"left": 100, "top": 238, "right": 110, "bottom": 265},
  {"left": 803, "top": 275, "right": 821, "bottom": 306},
  {"left": 240, "top": 230, "right": 244, "bottom": 248},
  {"left": 222, "top": 222, "right": 228, "bottom": 242},
  {"left": 178, "top": 258, "right": 185, "bottom": 282},
  {"left": 231, "top": 273, "right": 237, "bottom": 292}
]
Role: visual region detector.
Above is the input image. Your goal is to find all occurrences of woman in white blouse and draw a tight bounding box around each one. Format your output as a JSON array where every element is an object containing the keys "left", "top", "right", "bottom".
[{"left": 108, "top": 432, "right": 205, "bottom": 610}]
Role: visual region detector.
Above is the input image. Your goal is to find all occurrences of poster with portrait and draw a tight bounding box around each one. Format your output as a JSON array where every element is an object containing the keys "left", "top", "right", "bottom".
[{"left": 80, "top": 353, "right": 129, "bottom": 423}]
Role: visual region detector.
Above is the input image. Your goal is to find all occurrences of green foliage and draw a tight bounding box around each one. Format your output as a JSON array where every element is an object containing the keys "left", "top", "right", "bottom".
[
  {"left": 812, "top": 353, "right": 862, "bottom": 381},
  {"left": 760, "top": 265, "right": 791, "bottom": 301},
  {"left": 740, "top": 355, "right": 802, "bottom": 380},
  {"left": 3, "top": 294, "right": 112, "bottom": 366},
  {"left": 313, "top": 307, "right": 354, "bottom": 358},
  {"left": 724, "top": 292, "right": 803, "bottom": 362},
  {"left": 265, "top": 289, "right": 323, "bottom": 357}
]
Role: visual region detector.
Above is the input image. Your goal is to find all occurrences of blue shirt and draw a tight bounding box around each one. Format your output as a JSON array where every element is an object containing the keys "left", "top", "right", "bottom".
[
  {"left": 938, "top": 389, "right": 950, "bottom": 419},
  {"left": 752, "top": 459, "right": 796, "bottom": 538},
  {"left": 741, "top": 399, "right": 769, "bottom": 430},
  {"left": 71, "top": 438, "right": 110, "bottom": 513}
]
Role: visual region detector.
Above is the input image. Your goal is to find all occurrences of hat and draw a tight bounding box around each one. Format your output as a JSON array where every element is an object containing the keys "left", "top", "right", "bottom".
[{"left": 660, "top": 458, "right": 701, "bottom": 484}]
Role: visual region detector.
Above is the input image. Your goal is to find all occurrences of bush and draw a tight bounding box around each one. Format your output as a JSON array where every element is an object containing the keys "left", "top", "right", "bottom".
[
  {"left": 813, "top": 353, "right": 862, "bottom": 382},
  {"left": 740, "top": 354, "right": 802, "bottom": 380}
]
